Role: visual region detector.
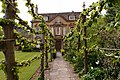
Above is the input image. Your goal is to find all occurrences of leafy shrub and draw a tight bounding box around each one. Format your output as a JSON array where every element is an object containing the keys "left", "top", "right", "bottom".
[
  {"left": 81, "top": 68, "right": 105, "bottom": 80},
  {"left": 60, "top": 49, "right": 65, "bottom": 56},
  {"left": 64, "top": 49, "right": 76, "bottom": 63},
  {"left": 32, "top": 47, "right": 40, "bottom": 52},
  {"left": 60, "top": 49, "right": 65, "bottom": 53},
  {"left": 88, "top": 53, "right": 98, "bottom": 67},
  {"left": 53, "top": 49, "right": 56, "bottom": 59},
  {"left": 103, "top": 52, "right": 120, "bottom": 80},
  {"left": 73, "top": 52, "right": 84, "bottom": 73},
  {"left": 35, "top": 76, "right": 42, "bottom": 80},
  {"left": 22, "top": 46, "right": 32, "bottom": 52}
]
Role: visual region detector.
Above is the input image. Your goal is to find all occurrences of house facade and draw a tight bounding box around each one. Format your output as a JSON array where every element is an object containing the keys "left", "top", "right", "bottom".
[{"left": 31, "top": 11, "right": 80, "bottom": 51}]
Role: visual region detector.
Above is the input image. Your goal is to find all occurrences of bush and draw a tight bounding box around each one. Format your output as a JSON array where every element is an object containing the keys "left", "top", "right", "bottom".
[
  {"left": 88, "top": 51, "right": 99, "bottom": 68},
  {"left": 73, "top": 54, "right": 84, "bottom": 73},
  {"left": 22, "top": 47, "right": 32, "bottom": 52},
  {"left": 64, "top": 50, "right": 84, "bottom": 74},
  {"left": 53, "top": 49, "right": 56, "bottom": 59},
  {"left": 37, "top": 77, "right": 42, "bottom": 80},
  {"left": 32, "top": 47, "right": 40, "bottom": 52},
  {"left": 64, "top": 49, "right": 76, "bottom": 63},
  {"left": 81, "top": 68, "right": 105, "bottom": 80}
]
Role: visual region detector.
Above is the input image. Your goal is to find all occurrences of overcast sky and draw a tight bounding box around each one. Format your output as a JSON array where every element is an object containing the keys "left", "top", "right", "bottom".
[{"left": 0, "top": 0, "right": 98, "bottom": 25}]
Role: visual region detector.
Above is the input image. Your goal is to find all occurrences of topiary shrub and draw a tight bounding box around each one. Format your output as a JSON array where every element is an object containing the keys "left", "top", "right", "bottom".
[
  {"left": 60, "top": 49, "right": 65, "bottom": 56},
  {"left": 22, "top": 47, "right": 32, "bottom": 52},
  {"left": 22, "top": 45, "right": 32, "bottom": 52}
]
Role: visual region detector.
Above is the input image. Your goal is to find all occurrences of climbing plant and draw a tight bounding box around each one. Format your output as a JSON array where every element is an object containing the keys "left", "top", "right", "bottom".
[
  {"left": 0, "top": 0, "right": 55, "bottom": 80},
  {"left": 63, "top": 0, "right": 120, "bottom": 79}
]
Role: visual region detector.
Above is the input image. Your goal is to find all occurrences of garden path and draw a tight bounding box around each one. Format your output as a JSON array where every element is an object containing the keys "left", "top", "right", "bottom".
[{"left": 45, "top": 52, "right": 80, "bottom": 80}]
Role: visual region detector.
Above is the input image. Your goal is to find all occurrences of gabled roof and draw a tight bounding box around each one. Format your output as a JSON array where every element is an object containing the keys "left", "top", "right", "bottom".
[{"left": 39, "top": 11, "right": 80, "bottom": 22}]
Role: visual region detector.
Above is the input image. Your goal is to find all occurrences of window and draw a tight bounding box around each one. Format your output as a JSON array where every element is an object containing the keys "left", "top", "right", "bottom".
[
  {"left": 43, "top": 16, "right": 49, "bottom": 21},
  {"left": 51, "top": 27, "right": 54, "bottom": 35},
  {"left": 69, "top": 16, "right": 75, "bottom": 20},
  {"left": 63, "top": 27, "right": 66, "bottom": 36},
  {"left": 56, "top": 27, "right": 60, "bottom": 35}
]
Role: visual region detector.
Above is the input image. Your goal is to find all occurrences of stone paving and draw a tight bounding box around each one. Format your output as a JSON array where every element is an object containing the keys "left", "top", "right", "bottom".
[{"left": 45, "top": 52, "right": 80, "bottom": 80}]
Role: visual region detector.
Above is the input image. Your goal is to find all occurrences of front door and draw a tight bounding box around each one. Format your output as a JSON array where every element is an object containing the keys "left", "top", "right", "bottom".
[{"left": 55, "top": 39, "right": 61, "bottom": 51}]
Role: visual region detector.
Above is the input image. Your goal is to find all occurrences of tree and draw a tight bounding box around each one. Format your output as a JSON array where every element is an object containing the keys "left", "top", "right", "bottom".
[
  {"left": 0, "top": 0, "right": 55, "bottom": 80},
  {"left": 1, "top": 0, "right": 17, "bottom": 80},
  {"left": 0, "top": 0, "right": 37, "bottom": 79}
]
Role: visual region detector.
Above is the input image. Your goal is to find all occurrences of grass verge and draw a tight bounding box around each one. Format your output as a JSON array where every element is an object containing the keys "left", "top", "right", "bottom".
[{"left": 0, "top": 51, "right": 40, "bottom": 80}]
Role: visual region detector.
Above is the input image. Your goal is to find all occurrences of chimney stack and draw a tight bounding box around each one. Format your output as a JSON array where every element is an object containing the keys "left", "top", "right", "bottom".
[{"left": 35, "top": 4, "right": 38, "bottom": 14}]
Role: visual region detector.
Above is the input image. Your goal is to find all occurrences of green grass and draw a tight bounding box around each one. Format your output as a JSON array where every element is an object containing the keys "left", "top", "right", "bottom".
[
  {"left": 0, "top": 51, "right": 40, "bottom": 80},
  {"left": 19, "top": 60, "right": 40, "bottom": 80}
]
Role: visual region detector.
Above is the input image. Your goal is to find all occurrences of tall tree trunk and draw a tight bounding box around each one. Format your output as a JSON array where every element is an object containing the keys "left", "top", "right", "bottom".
[
  {"left": 82, "top": 2, "right": 88, "bottom": 74},
  {"left": 83, "top": 25, "right": 88, "bottom": 73},
  {"left": 2, "top": 1, "right": 17, "bottom": 80}
]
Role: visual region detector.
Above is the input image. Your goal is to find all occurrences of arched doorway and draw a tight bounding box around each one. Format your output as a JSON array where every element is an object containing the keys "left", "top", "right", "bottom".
[{"left": 55, "top": 39, "right": 62, "bottom": 51}]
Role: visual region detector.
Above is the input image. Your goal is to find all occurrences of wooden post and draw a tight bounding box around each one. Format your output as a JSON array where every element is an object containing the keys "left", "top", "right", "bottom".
[
  {"left": 70, "top": 40, "right": 72, "bottom": 48},
  {"left": 2, "top": 1, "right": 17, "bottom": 80},
  {"left": 50, "top": 41, "right": 53, "bottom": 62},
  {"left": 45, "top": 37, "right": 48, "bottom": 68},
  {"left": 82, "top": 2, "right": 88, "bottom": 73},
  {"left": 40, "top": 22, "right": 45, "bottom": 80}
]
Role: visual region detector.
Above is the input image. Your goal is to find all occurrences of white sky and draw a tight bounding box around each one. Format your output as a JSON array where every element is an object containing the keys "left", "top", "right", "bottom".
[{"left": 0, "top": 0, "right": 98, "bottom": 25}]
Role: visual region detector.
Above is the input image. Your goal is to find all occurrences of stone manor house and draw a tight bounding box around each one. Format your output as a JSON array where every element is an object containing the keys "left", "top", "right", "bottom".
[{"left": 31, "top": 7, "right": 80, "bottom": 51}]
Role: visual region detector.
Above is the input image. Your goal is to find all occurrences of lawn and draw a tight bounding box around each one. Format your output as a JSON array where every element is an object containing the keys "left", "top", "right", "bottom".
[{"left": 0, "top": 51, "right": 41, "bottom": 80}]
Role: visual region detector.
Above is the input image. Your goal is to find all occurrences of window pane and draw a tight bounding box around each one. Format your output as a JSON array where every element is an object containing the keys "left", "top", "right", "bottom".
[
  {"left": 63, "top": 27, "right": 66, "bottom": 36},
  {"left": 56, "top": 27, "right": 60, "bottom": 35},
  {"left": 69, "top": 16, "right": 75, "bottom": 20},
  {"left": 43, "top": 16, "right": 48, "bottom": 21}
]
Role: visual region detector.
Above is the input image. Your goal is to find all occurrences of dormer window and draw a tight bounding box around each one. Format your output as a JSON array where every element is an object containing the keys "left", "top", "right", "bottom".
[
  {"left": 43, "top": 16, "right": 49, "bottom": 21},
  {"left": 69, "top": 16, "right": 75, "bottom": 20}
]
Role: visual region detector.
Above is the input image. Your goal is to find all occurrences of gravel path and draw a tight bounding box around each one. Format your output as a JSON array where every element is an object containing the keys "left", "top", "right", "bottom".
[{"left": 45, "top": 52, "right": 80, "bottom": 80}]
